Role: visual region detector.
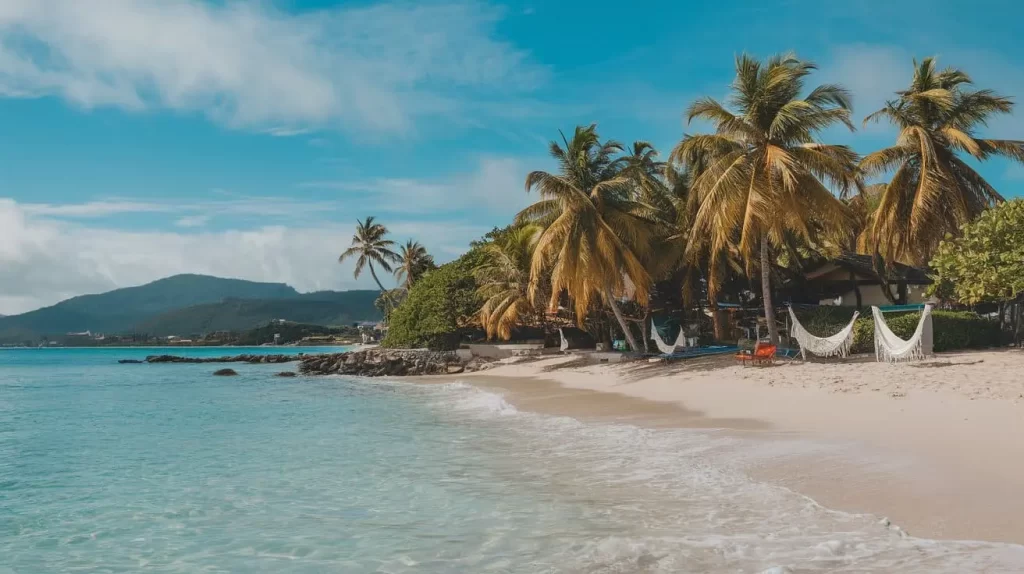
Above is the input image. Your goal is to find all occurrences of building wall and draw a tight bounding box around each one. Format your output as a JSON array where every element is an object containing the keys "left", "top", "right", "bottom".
[{"left": 819, "top": 284, "right": 930, "bottom": 307}]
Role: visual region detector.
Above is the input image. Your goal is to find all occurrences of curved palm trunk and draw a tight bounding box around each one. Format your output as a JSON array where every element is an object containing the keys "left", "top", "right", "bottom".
[
  {"left": 604, "top": 289, "right": 640, "bottom": 352},
  {"left": 760, "top": 236, "right": 780, "bottom": 345},
  {"left": 368, "top": 264, "right": 393, "bottom": 310}
]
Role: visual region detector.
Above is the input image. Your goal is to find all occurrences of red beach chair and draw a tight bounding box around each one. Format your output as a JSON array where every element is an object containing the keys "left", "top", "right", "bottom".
[{"left": 751, "top": 344, "right": 777, "bottom": 366}]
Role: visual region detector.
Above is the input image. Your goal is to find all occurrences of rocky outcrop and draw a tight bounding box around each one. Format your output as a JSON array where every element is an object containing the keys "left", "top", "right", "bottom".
[
  {"left": 213, "top": 368, "right": 239, "bottom": 376},
  {"left": 126, "top": 349, "right": 493, "bottom": 378},
  {"left": 299, "top": 349, "right": 483, "bottom": 377},
  {"left": 142, "top": 354, "right": 299, "bottom": 364}
]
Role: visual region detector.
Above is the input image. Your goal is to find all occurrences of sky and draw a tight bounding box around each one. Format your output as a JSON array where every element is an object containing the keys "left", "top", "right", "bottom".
[{"left": 2, "top": 0, "right": 1024, "bottom": 315}]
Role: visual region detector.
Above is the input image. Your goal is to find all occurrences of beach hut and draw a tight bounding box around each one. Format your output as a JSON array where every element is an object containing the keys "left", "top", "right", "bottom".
[{"left": 792, "top": 253, "right": 932, "bottom": 308}]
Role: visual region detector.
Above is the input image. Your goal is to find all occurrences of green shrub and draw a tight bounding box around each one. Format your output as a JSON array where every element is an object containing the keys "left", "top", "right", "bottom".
[
  {"left": 796, "top": 307, "right": 999, "bottom": 354},
  {"left": 380, "top": 253, "right": 483, "bottom": 350},
  {"left": 848, "top": 310, "right": 999, "bottom": 354}
]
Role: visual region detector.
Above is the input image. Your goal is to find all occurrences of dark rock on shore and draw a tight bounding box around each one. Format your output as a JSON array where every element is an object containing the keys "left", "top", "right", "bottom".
[
  {"left": 123, "top": 349, "right": 493, "bottom": 378},
  {"left": 213, "top": 368, "right": 239, "bottom": 376},
  {"left": 141, "top": 354, "right": 300, "bottom": 364},
  {"left": 299, "top": 349, "right": 483, "bottom": 377},
  {"left": 118, "top": 359, "right": 144, "bottom": 364}
]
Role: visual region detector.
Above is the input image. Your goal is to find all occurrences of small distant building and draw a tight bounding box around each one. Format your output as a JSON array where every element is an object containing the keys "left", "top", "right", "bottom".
[
  {"left": 355, "top": 321, "right": 385, "bottom": 344},
  {"left": 795, "top": 253, "right": 932, "bottom": 308},
  {"left": 66, "top": 330, "right": 92, "bottom": 337}
]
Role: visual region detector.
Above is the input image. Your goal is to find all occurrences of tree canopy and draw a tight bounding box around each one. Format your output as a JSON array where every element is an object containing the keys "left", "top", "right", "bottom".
[
  {"left": 864, "top": 57, "right": 1024, "bottom": 265},
  {"left": 672, "top": 53, "right": 858, "bottom": 342},
  {"left": 929, "top": 199, "right": 1024, "bottom": 304}
]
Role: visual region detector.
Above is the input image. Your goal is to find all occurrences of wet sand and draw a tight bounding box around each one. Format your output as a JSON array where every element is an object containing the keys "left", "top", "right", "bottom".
[{"left": 443, "top": 350, "right": 1024, "bottom": 545}]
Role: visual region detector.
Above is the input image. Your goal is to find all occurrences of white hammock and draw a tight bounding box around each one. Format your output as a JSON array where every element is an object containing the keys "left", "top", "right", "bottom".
[
  {"left": 651, "top": 320, "right": 688, "bottom": 355},
  {"left": 787, "top": 307, "right": 860, "bottom": 360},
  {"left": 872, "top": 304, "right": 934, "bottom": 363}
]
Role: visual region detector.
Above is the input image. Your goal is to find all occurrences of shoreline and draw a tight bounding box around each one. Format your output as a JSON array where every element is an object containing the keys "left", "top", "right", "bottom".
[{"left": 451, "top": 350, "right": 1024, "bottom": 545}]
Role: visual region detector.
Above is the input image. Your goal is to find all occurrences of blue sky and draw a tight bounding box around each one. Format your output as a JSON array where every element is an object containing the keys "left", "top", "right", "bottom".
[{"left": 2, "top": 0, "right": 1023, "bottom": 314}]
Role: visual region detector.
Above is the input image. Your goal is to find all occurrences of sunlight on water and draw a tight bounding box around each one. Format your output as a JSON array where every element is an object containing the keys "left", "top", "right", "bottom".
[{"left": 2, "top": 349, "right": 1023, "bottom": 572}]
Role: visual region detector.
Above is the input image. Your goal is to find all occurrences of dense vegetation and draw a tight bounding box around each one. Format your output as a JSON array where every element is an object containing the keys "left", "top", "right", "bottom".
[
  {"left": 361, "top": 54, "right": 1022, "bottom": 353},
  {"left": 133, "top": 291, "right": 381, "bottom": 336},
  {"left": 930, "top": 199, "right": 1024, "bottom": 305},
  {"left": 380, "top": 250, "right": 485, "bottom": 350},
  {"left": 797, "top": 306, "right": 1002, "bottom": 354}
]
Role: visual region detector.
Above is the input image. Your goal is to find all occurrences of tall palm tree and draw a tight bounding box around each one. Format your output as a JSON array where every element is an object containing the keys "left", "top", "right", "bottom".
[
  {"left": 862, "top": 57, "right": 1024, "bottom": 265},
  {"left": 474, "top": 225, "right": 541, "bottom": 341},
  {"left": 672, "top": 53, "right": 859, "bottom": 344},
  {"left": 517, "top": 125, "right": 658, "bottom": 351},
  {"left": 394, "top": 240, "right": 435, "bottom": 290},
  {"left": 338, "top": 216, "right": 400, "bottom": 302}
]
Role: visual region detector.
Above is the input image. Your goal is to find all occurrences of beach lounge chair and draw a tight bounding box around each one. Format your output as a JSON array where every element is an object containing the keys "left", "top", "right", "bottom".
[
  {"left": 751, "top": 344, "right": 777, "bottom": 366},
  {"left": 736, "top": 342, "right": 776, "bottom": 366}
]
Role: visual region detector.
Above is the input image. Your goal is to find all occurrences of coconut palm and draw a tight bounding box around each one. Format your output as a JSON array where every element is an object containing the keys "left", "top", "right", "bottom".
[
  {"left": 394, "top": 240, "right": 435, "bottom": 290},
  {"left": 862, "top": 57, "right": 1024, "bottom": 265},
  {"left": 516, "top": 124, "right": 658, "bottom": 351},
  {"left": 474, "top": 225, "right": 541, "bottom": 341},
  {"left": 672, "top": 53, "right": 859, "bottom": 344},
  {"left": 338, "top": 217, "right": 400, "bottom": 301}
]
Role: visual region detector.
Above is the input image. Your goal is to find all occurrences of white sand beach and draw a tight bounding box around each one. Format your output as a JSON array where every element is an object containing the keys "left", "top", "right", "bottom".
[{"left": 458, "top": 350, "right": 1024, "bottom": 545}]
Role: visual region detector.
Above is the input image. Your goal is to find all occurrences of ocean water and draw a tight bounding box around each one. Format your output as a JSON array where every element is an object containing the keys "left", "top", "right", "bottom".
[{"left": 3, "top": 348, "right": 1023, "bottom": 573}]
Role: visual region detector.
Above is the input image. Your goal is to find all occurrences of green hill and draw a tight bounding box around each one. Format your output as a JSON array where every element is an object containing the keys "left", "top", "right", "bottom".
[
  {"left": 133, "top": 291, "right": 381, "bottom": 336},
  {"left": 0, "top": 275, "right": 380, "bottom": 343}
]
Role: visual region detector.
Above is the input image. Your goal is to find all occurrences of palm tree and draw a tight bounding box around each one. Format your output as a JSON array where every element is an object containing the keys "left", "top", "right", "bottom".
[
  {"left": 394, "top": 240, "right": 435, "bottom": 290},
  {"left": 338, "top": 217, "right": 400, "bottom": 302},
  {"left": 862, "top": 57, "right": 1024, "bottom": 265},
  {"left": 474, "top": 225, "right": 541, "bottom": 341},
  {"left": 672, "top": 53, "right": 859, "bottom": 344},
  {"left": 517, "top": 125, "right": 658, "bottom": 351}
]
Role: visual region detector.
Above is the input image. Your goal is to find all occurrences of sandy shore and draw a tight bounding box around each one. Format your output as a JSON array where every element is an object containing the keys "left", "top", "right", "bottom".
[{"left": 455, "top": 349, "right": 1024, "bottom": 545}]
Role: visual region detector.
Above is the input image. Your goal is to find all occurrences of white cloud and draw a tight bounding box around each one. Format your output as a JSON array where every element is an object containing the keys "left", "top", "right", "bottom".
[
  {"left": 300, "top": 155, "right": 535, "bottom": 216},
  {"left": 174, "top": 214, "right": 210, "bottom": 228},
  {"left": 820, "top": 44, "right": 1024, "bottom": 141},
  {"left": 0, "top": 198, "right": 491, "bottom": 315},
  {"left": 22, "top": 200, "right": 171, "bottom": 217},
  {"left": 820, "top": 45, "right": 910, "bottom": 118},
  {"left": 19, "top": 195, "right": 340, "bottom": 221},
  {"left": 264, "top": 127, "right": 315, "bottom": 137},
  {"left": 0, "top": 0, "right": 544, "bottom": 134}
]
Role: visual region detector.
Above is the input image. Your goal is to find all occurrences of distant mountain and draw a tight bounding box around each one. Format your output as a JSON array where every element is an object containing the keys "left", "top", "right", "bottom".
[
  {"left": 0, "top": 275, "right": 380, "bottom": 342},
  {"left": 134, "top": 291, "right": 382, "bottom": 336}
]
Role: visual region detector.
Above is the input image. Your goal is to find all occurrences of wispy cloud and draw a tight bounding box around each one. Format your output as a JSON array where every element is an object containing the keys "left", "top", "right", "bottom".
[
  {"left": 174, "top": 215, "right": 211, "bottom": 228},
  {"left": 19, "top": 195, "right": 340, "bottom": 222},
  {"left": 0, "top": 0, "right": 546, "bottom": 134},
  {"left": 300, "top": 156, "right": 536, "bottom": 216},
  {"left": 21, "top": 201, "right": 172, "bottom": 217},
  {"left": 263, "top": 127, "right": 315, "bottom": 138}
]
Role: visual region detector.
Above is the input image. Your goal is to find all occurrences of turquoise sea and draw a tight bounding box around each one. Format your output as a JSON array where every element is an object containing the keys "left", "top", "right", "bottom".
[{"left": 3, "top": 347, "right": 1024, "bottom": 573}]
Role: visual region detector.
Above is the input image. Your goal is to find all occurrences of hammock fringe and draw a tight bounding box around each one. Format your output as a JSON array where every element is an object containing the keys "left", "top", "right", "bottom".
[
  {"left": 872, "top": 304, "right": 934, "bottom": 363},
  {"left": 788, "top": 307, "right": 860, "bottom": 360},
  {"left": 651, "top": 320, "right": 688, "bottom": 355}
]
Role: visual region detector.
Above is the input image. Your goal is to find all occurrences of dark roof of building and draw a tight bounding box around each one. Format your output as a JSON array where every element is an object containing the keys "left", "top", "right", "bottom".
[{"left": 804, "top": 253, "right": 931, "bottom": 284}]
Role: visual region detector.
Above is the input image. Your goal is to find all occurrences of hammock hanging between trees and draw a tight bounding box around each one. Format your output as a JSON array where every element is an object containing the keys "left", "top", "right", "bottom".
[
  {"left": 872, "top": 304, "right": 934, "bottom": 363},
  {"left": 650, "top": 319, "right": 688, "bottom": 355},
  {"left": 787, "top": 307, "right": 860, "bottom": 360}
]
